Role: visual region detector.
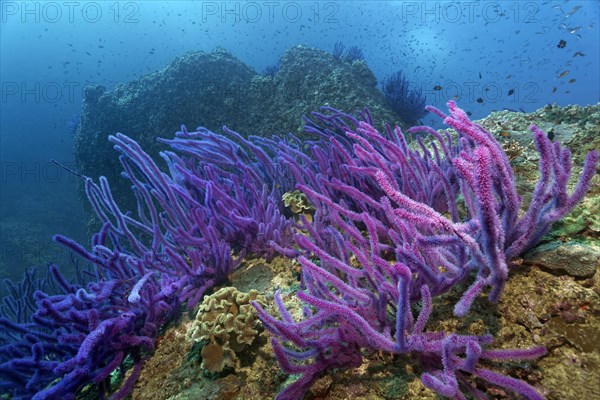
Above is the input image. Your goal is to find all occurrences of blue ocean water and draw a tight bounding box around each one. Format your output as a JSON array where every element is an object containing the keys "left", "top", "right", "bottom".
[{"left": 0, "top": 1, "right": 598, "bottom": 284}]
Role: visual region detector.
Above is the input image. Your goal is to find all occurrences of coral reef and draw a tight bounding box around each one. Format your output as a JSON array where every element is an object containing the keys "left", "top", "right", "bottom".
[
  {"left": 1, "top": 100, "right": 597, "bottom": 400},
  {"left": 139, "top": 102, "right": 600, "bottom": 400},
  {"left": 0, "top": 118, "right": 295, "bottom": 398},
  {"left": 253, "top": 101, "right": 597, "bottom": 399}
]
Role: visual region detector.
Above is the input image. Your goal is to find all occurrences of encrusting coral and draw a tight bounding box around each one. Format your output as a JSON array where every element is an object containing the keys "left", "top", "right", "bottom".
[{"left": 187, "top": 287, "right": 266, "bottom": 373}]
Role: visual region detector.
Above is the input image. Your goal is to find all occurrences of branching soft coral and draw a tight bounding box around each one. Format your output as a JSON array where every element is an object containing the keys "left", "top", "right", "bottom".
[
  {"left": 253, "top": 101, "right": 597, "bottom": 399},
  {"left": 1, "top": 100, "right": 596, "bottom": 399},
  {"left": 0, "top": 124, "right": 296, "bottom": 399}
]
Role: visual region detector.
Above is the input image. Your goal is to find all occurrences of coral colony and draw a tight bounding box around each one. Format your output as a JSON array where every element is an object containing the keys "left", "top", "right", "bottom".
[
  {"left": 382, "top": 70, "right": 428, "bottom": 126},
  {"left": 1, "top": 101, "right": 597, "bottom": 399}
]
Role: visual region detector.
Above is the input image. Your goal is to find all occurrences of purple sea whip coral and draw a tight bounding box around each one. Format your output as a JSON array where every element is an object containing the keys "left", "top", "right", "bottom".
[
  {"left": 428, "top": 102, "right": 598, "bottom": 315},
  {"left": 1, "top": 124, "right": 296, "bottom": 399},
  {"left": 0, "top": 100, "right": 596, "bottom": 399},
  {"left": 253, "top": 101, "right": 598, "bottom": 399}
]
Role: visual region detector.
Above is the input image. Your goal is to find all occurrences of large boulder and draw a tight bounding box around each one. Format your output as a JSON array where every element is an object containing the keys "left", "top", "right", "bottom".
[{"left": 74, "top": 46, "right": 397, "bottom": 210}]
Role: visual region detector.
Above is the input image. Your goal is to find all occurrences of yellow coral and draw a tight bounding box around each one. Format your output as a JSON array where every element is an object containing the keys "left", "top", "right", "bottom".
[
  {"left": 282, "top": 190, "right": 315, "bottom": 214},
  {"left": 187, "top": 287, "right": 266, "bottom": 373}
]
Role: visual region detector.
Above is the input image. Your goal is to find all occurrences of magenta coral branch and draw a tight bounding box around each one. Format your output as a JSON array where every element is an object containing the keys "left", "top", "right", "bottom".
[
  {"left": 2, "top": 100, "right": 594, "bottom": 399},
  {"left": 255, "top": 101, "right": 596, "bottom": 400}
]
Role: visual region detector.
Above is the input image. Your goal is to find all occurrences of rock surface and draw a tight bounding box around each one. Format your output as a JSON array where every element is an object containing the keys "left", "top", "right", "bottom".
[
  {"left": 74, "top": 46, "right": 397, "bottom": 210},
  {"left": 524, "top": 241, "right": 600, "bottom": 278}
]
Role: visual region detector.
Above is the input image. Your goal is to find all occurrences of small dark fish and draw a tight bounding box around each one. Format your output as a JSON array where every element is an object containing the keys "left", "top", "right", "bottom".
[
  {"left": 433, "top": 85, "right": 442, "bottom": 91},
  {"left": 547, "top": 130, "right": 555, "bottom": 140},
  {"left": 86, "top": 51, "right": 91, "bottom": 56},
  {"left": 569, "top": 78, "right": 576, "bottom": 83},
  {"left": 466, "top": 111, "right": 472, "bottom": 116},
  {"left": 479, "top": 72, "right": 482, "bottom": 79},
  {"left": 552, "top": 87, "right": 557, "bottom": 93},
  {"left": 508, "top": 89, "right": 514, "bottom": 96},
  {"left": 557, "top": 39, "right": 566, "bottom": 48},
  {"left": 573, "top": 51, "right": 585, "bottom": 57},
  {"left": 476, "top": 97, "right": 484, "bottom": 103},
  {"left": 557, "top": 70, "right": 569, "bottom": 78}
]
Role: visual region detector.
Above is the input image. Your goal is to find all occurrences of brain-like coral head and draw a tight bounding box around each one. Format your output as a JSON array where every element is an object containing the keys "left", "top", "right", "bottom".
[{"left": 187, "top": 287, "right": 266, "bottom": 373}]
